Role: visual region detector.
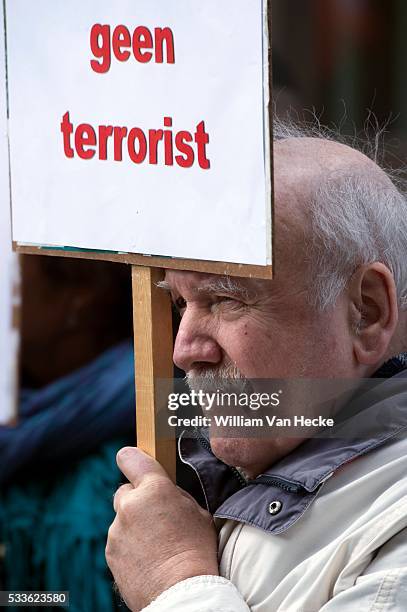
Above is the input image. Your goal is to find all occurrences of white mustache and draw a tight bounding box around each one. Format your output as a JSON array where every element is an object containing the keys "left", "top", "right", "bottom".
[{"left": 185, "top": 363, "right": 250, "bottom": 395}]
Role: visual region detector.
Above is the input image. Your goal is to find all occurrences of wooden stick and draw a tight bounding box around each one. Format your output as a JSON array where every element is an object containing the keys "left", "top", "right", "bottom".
[{"left": 132, "top": 265, "right": 176, "bottom": 482}]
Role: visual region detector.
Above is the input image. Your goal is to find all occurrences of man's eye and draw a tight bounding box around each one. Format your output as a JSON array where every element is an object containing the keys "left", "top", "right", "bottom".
[
  {"left": 174, "top": 297, "right": 187, "bottom": 311},
  {"left": 213, "top": 297, "right": 245, "bottom": 311}
]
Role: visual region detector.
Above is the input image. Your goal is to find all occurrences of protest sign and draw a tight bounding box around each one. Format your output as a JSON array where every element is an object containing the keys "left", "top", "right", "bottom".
[
  {"left": 4, "top": 0, "right": 272, "bottom": 474},
  {"left": 6, "top": 0, "right": 272, "bottom": 272}
]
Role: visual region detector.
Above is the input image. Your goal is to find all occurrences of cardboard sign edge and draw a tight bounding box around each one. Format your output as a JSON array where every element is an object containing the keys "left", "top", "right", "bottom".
[{"left": 14, "top": 243, "right": 273, "bottom": 279}]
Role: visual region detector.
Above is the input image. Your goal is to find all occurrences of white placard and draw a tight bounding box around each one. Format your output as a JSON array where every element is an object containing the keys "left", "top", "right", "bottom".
[
  {"left": 6, "top": 0, "right": 271, "bottom": 266},
  {"left": 0, "top": 3, "right": 19, "bottom": 425}
]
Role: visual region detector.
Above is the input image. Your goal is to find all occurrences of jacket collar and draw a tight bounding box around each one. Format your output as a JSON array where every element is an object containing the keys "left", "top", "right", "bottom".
[{"left": 179, "top": 366, "right": 407, "bottom": 534}]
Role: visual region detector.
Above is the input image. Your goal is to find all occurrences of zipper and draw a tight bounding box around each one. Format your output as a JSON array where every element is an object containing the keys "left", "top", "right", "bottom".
[
  {"left": 251, "top": 475, "right": 301, "bottom": 493},
  {"left": 180, "top": 430, "right": 303, "bottom": 502},
  {"left": 194, "top": 432, "right": 300, "bottom": 492},
  {"left": 196, "top": 433, "right": 248, "bottom": 489}
]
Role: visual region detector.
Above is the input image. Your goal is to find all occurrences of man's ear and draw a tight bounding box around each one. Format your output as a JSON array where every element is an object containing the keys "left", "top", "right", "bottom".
[{"left": 348, "top": 263, "right": 399, "bottom": 366}]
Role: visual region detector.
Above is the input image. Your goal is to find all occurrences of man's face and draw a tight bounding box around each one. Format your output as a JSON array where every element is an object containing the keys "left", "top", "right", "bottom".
[
  {"left": 163, "top": 265, "right": 355, "bottom": 476},
  {"left": 162, "top": 138, "right": 402, "bottom": 476},
  {"left": 162, "top": 138, "right": 379, "bottom": 476}
]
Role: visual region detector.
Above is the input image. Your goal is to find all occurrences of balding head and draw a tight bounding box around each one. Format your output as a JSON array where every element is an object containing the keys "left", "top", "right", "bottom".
[
  {"left": 272, "top": 135, "right": 407, "bottom": 320},
  {"left": 275, "top": 136, "right": 393, "bottom": 198}
]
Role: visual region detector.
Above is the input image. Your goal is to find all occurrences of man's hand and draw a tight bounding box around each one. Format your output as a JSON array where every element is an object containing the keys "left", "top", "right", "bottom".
[{"left": 105, "top": 447, "right": 219, "bottom": 611}]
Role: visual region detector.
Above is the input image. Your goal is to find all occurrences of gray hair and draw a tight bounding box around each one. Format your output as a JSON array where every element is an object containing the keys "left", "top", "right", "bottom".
[{"left": 273, "top": 117, "right": 407, "bottom": 311}]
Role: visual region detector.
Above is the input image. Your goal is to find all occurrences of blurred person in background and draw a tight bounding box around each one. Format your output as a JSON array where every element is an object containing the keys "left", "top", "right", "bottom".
[{"left": 0, "top": 256, "right": 135, "bottom": 612}]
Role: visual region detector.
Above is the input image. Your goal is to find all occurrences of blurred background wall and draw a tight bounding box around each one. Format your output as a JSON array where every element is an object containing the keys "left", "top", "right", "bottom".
[{"left": 273, "top": 0, "right": 407, "bottom": 162}]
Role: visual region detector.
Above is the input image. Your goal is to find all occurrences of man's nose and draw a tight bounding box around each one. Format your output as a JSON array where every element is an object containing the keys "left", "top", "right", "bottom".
[{"left": 173, "top": 310, "right": 222, "bottom": 372}]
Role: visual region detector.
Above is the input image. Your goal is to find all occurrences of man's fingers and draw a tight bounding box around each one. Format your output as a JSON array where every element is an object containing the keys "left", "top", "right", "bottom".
[
  {"left": 113, "top": 483, "right": 133, "bottom": 513},
  {"left": 116, "top": 446, "right": 169, "bottom": 488}
]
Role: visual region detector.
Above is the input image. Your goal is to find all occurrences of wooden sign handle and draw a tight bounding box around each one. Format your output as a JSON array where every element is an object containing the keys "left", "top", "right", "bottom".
[{"left": 132, "top": 265, "right": 176, "bottom": 482}]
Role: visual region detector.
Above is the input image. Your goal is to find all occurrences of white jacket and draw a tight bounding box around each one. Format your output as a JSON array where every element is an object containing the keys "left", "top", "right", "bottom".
[{"left": 145, "top": 372, "right": 407, "bottom": 612}]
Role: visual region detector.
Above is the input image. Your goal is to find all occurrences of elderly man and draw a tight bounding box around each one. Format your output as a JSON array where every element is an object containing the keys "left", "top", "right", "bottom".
[{"left": 106, "top": 129, "right": 407, "bottom": 611}]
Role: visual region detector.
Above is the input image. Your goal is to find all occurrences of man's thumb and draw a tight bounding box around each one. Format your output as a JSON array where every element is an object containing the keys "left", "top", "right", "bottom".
[{"left": 116, "top": 446, "right": 169, "bottom": 487}]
